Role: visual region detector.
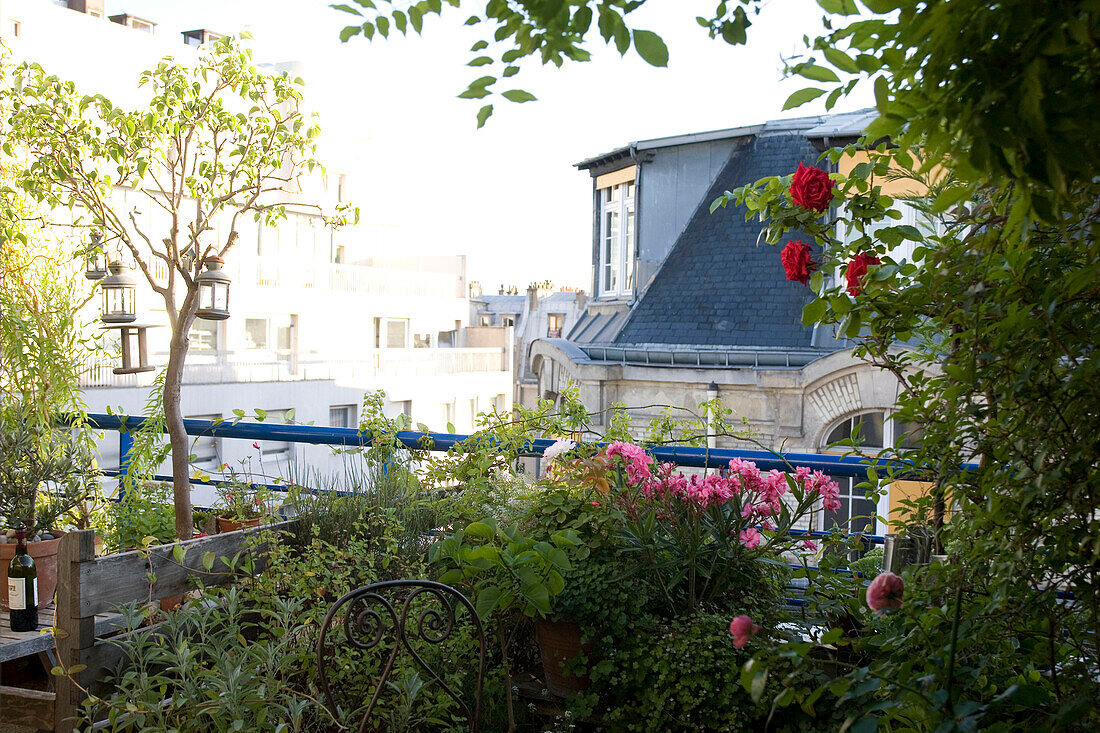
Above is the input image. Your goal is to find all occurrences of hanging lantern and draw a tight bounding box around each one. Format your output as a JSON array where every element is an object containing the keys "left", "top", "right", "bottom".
[
  {"left": 100, "top": 260, "right": 137, "bottom": 324},
  {"left": 84, "top": 232, "right": 109, "bottom": 281},
  {"left": 195, "top": 255, "right": 231, "bottom": 320}
]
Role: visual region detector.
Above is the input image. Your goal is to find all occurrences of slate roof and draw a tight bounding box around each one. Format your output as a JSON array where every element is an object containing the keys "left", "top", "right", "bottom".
[{"left": 613, "top": 118, "right": 840, "bottom": 350}]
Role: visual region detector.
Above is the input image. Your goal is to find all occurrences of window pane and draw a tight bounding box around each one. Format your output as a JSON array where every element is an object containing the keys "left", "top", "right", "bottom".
[
  {"left": 386, "top": 320, "right": 407, "bottom": 348},
  {"left": 192, "top": 319, "right": 218, "bottom": 351},
  {"left": 856, "top": 412, "right": 885, "bottom": 448},
  {"left": 245, "top": 318, "right": 268, "bottom": 349},
  {"left": 826, "top": 418, "right": 852, "bottom": 446}
]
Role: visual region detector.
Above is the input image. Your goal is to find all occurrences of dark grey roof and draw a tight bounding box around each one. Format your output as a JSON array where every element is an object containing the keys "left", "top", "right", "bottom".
[
  {"left": 614, "top": 122, "right": 838, "bottom": 350},
  {"left": 567, "top": 309, "right": 630, "bottom": 345}
]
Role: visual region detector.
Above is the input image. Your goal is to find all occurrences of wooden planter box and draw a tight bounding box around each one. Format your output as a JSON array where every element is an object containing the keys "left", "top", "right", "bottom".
[{"left": 1, "top": 520, "right": 297, "bottom": 732}]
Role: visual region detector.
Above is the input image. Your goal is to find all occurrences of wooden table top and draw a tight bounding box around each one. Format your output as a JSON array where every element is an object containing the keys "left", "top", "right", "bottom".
[{"left": 1, "top": 605, "right": 125, "bottom": 663}]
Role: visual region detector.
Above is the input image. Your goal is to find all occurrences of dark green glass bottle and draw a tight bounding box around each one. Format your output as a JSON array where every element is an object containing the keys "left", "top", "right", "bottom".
[{"left": 8, "top": 529, "right": 38, "bottom": 632}]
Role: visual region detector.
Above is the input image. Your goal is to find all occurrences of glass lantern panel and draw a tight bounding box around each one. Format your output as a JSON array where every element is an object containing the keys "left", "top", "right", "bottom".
[{"left": 213, "top": 282, "right": 228, "bottom": 311}]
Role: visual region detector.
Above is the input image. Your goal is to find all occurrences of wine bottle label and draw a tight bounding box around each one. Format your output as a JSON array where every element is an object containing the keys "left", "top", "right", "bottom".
[{"left": 8, "top": 577, "right": 26, "bottom": 611}]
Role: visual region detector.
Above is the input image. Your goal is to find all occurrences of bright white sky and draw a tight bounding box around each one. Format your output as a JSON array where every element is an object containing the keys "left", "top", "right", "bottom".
[{"left": 117, "top": 0, "right": 870, "bottom": 290}]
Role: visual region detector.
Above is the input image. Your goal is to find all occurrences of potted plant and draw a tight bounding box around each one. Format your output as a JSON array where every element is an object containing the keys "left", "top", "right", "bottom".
[
  {"left": 213, "top": 459, "right": 275, "bottom": 533},
  {"left": 0, "top": 408, "right": 100, "bottom": 609}
]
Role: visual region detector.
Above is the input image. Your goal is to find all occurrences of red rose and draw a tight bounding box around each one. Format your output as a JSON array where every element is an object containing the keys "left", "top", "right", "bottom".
[
  {"left": 780, "top": 240, "right": 816, "bottom": 285},
  {"left": 789, "top": 162, "right": 835, "bottom": 212},
  {"left": 845, "top": 252, "right": 881, "bottom": 296}
]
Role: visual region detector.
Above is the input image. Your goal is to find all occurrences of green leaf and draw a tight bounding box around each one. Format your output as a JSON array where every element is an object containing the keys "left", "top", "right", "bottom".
[
  {"left": 502, "top": 65, "right": 519, "bottom": 78},
  {"left": 816, "top": 0, "right": 860, "bottom": 14},
  {"left": 476, "top": 104, "right": 493, "bottom": 129},
  {"left": 376, "top": 15, "right": 390, "bottom": 38},
  {"left": 332, "top": 5, "right": 363, "bottom": 17},
  {"left": 172, "top": 544, "right": 187, "bottom": 563},
  {"left": 475, "top": 586, "right": 501, "bottom": 618},
  {"left": 465, "top": 521, "right": 493, "bottom": 540},
  {"left": 471, "top": 40, "right": 488, "bottom": 52},
  {"left": 783, "top": 87, "right": 827, "bottom": 110},
  {"left": 931, "top": 185, "right": 970, "bottom": 213},
  {"left": 822, "top": 47, "right": 859, "bottom": 73},
  {"left": 501, "top": 89, "right": 536, "bottom": 103},
  {"left": 392, "top": 10, "right": 407, "bottom": 34},
  {"left": 796, "top": 63, "right": 840, "bottom": 83},
  {"left": 750, "top": 668, "right": 769, "bottom": 702},
  {"left": 873, "top": 74, "right": 890, "bottom": 111},
  {"left": 632, "top": 30, "right": 669, "bottom": 68},
  {"left": 468, "top": 56, "right": 493, "bottom": 67},
  {"left": 803, "top": 298, "right": 827, "bottom": 326},
  {"left": 202, "top": 551, "right": 215, "bottom": 571}
]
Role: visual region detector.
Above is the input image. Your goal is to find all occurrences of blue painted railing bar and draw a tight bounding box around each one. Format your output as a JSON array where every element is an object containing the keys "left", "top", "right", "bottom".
[{"left": 86, "top": 413, "right": 944, "bottom": 480}]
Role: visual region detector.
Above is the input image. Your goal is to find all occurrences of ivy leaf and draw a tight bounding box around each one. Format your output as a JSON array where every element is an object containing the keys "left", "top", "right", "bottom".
[
  {"left": 468, "top": 56, "right": 493, "bottom": 67},
  {"left": 501, "top": 89, "right": 536, "bottom": 103},
  {"left": 392, "top": 10, "right": 407, "bottom": 34},
  {"left": 503, "top": 65, "right": 519, "bottom": 78},
  {"left": 458, "top": 76, "right": 496, "bottom": 99},
  {"left": 783, "top": 87, "right": 827, "bottom": 110},
  {"left": 632, "top": 30, "right": 669, "bottom": 68},
  {"left": 476, "top": 104, "right": 493, "bottom": 129},
  {"left": 470, "top": 40, "right": 488, "bottom": 52}
]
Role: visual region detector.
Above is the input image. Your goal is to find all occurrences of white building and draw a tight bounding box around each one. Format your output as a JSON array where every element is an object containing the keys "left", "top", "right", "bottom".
[{"left": 1, "top": 0, "right": 513, "bottom": 498}]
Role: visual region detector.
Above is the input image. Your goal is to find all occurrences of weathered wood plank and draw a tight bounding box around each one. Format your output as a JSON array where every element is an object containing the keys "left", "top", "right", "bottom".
[
  {"left": 0, "top": 684, "right": 56, "bottom": 728},
  {"left": 76, "top": 521, "right": 297, "bottom": 617},
  {"left": 55, "top": 528, "right": 96, "bottom": 733}
]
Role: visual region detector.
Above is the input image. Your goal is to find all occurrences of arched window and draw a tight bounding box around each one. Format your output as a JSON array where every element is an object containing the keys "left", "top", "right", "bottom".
[{"left": 818, "top": 411, "right": 923, "bottom": 534}]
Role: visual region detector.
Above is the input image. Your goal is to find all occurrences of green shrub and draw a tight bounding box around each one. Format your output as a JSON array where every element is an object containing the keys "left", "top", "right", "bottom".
[{"left": 586, "top": 612, "right": 769, "bottom": 732}]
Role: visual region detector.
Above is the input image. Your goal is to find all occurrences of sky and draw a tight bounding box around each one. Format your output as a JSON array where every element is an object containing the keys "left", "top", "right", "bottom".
[{"left": 111, "top": 0, "right": 870, "bottom": 291}]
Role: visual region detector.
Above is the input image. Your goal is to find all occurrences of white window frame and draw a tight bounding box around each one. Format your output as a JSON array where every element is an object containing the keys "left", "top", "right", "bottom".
[
  {"left": 329, "top": 404, "right": 357, "bottom": 429},
  {"left": 598, "top": 181, "right": 635, "bottom": 298}
]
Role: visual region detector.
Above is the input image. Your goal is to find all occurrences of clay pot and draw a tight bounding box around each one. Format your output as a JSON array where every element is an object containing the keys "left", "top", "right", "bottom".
[
  {"left": 216, "top": 516, "right": 263, "bottom": 533},
  {"left": 536, "top": 618, "right": 594, "bottom": 697},
  {"left": 1, "top": 533, "right": 63, "bottom": 611}
]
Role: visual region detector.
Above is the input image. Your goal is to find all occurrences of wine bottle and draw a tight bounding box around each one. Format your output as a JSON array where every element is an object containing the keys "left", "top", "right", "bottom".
[{"left": 8, "top": 528, "right": 38, "bottom": 632}]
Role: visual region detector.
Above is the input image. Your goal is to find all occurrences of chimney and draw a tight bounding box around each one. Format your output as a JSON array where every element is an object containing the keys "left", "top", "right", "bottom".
[
  {"left": 574, "top": 291, "right": 587, "bottom": 311},
  {"left": 527, "top": 283, "right": 539, "bottom": 313}
]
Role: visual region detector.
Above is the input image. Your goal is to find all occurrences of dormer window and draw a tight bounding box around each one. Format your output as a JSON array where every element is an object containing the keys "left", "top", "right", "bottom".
[{"left": 598, "top": 179, "right": 635, "bottom": 298}]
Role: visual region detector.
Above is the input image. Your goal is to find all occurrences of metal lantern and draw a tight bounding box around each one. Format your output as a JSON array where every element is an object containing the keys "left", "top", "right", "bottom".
[
  {"left": 100, "top": 260, "right": 137, "bottom": 324},
  {"left": 195, "top": 255, "right": 231, "bottom": 321},
  {"left": 84, "top": 232, "right": 109, "bottom": 281}
]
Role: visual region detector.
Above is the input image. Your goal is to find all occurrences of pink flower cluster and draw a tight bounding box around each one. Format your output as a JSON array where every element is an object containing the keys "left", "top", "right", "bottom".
[
  {"left": 866, "top": 571, "right": 905, "bottom": 612},
  {"left": 604, "top": 443, "right": 842, "bottom": 550},
  {"left": 606, "top": 440, "right": 654, "bottom": 484},
  {"left": 795, "top": 465, "right": 841, "bottom": 513}
]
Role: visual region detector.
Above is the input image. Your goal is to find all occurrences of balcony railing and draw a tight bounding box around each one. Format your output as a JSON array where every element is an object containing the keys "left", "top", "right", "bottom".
[
  {"left": 79, "top": 347, "right": 509, "bottom": 388},
  {"left": 250, "top": 262, "right": 461, "bottom": 299}
]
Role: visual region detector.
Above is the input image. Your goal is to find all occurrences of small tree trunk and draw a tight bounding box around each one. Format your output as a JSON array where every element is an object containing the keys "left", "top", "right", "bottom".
[{"left": 165, "top": 289, "right": 198, "bottom": 540}]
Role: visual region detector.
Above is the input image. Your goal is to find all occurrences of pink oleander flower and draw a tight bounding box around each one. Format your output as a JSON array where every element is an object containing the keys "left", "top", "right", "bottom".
[
  {"left": 739, "top": 527, "right": 763, "bottom": 549},
  {"left": 606, "top": 441, "right": 654, "bottom": 484},
  {"left": 866, "top": 571, "right": 905, "bottom": 611},
  {"left": 591, "top": 501, "right": 600, "bottom": 507},
  {"left": 802, "top": 539, "right": 818, "bottom": 551},
  {"left": 542, "top": 438, "right": 576, "bottom": 461},
  {"left": 729, "top": 615, "right": 763, "bottom": 649}
]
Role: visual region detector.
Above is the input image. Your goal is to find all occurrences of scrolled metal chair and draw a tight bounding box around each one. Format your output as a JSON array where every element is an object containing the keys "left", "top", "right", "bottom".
[{"left": 316, "top": 579, "right": 486, "bottom": 733}]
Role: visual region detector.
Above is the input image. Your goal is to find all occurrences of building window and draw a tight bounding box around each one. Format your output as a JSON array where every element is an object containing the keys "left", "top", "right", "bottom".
[
  {"left": 245, "top": 318, "right": 269, "bottom": 350},
  {"left": 191, "top": 318, "right": 219, "bottom": 351},
  {"left": 276, "top": 318, "right": 293, "bottom": 362},
  {"left": 375, "top": 318, "right": 409, "bottom": 348},
  {"left": 329, "top": 404, "right": 357, "bottom": 428},
  {"left": 547, "top": 313, "right": 564, "bottom": 338},
  {"left": 186, "top": 413, "right": 220, "bottom": 464},
  {"left": 599, "top": 181, "right": 635, "bottom": 298},
  {"left": 259, "top": 409, "right": 292, "bottom": 456},
  {"left": 818, "top": 411, "right": 923, "bottom": 534},
  {"left": 414, "top": 333, "right": 431, "bottom": 348},
  {"left": 502, "top": 316, "right": 515, "bottom": 327},
  {"left": 478, "top": 314, "right": 491, "bottom": 327}
]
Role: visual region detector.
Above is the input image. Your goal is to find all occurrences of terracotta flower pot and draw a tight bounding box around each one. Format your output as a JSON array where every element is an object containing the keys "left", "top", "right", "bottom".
[
  {"left": 536, "top": 618, "right": 594, "bottom": 697},
  {"left": 216, "top": 515, "right": 263, "bottom": 533},
  {"left": 1, "top": 533, "right": 63, "bottom": 611}
]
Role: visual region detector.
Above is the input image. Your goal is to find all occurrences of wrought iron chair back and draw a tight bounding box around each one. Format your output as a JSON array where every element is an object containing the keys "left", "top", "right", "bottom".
[{"left": 315, "top": 579, "right": 486, "bottom": 733}]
